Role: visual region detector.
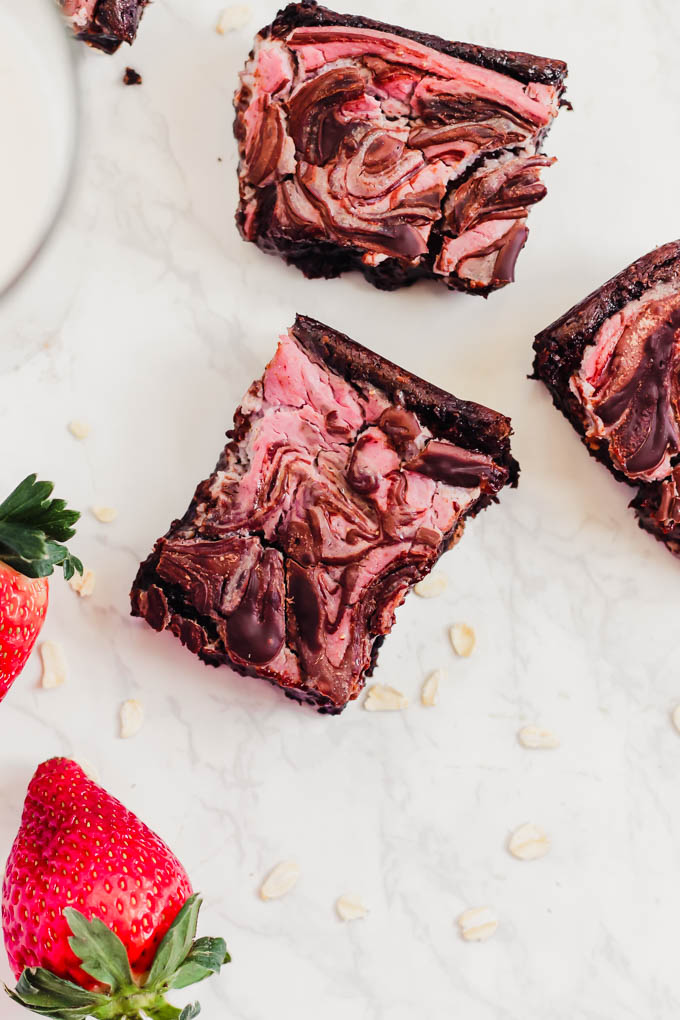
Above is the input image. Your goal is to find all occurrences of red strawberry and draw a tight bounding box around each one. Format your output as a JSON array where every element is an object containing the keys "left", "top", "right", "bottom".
[
  {"left": 2, "top": 759, "right": 230, "bottom": 1019},
  {"left": 0, "top": 475, "right": 82, "bottom": 706},
  {"left": 0, "top": 568, "right": 48, "bottom": 702}
]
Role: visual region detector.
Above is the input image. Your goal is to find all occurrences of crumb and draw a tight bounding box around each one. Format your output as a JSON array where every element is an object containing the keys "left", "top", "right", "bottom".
[
  {"left": 68, "top": 419, "right": 91, "bottom": 440},
  {"left": 40, "top": 642, "right": 67, "bottom": 690},
  {"left": 91, "top": 505, "right": 118, "bottom": 524},
  {"left": 123, "top": 67, "right": 143, "bottom": 86},
  {"left": 120, "top": 699, "right": 145, "bottom": 739},
  {"left": 216, "top": 4, "right": 252, "bottom": 34},
  {"left": 69, "top": 568, "right": 96, "bottom": 598}
]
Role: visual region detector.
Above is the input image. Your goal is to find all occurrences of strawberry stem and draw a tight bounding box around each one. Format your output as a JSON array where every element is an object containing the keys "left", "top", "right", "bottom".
[
  {"left": 0, "top": 475, "right": 82, "bottom": 580},
  {"left": 5, "top": 895, "right": 230, "bottom": 1019}
]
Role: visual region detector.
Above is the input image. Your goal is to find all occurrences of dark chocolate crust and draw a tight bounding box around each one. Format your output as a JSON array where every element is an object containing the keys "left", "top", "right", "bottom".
[
  {"left": 293, "top": 315, "right": 519, "bottom": 486},
  {"left": 532, "top": 240, "right": 680, "bottom": 552},
  {"left": 74, "top": 0, "right": 147, "bottom": 53},
  {"left": 268, "top": 1, "right": 568, "bottom": 87},
  {"left": 238, "top": 225, "right": 437, "bottom": 294},
  {"left": 629, "top": 479, "right": 680, "bottom": 555},
  {"left": 131, "top": 315, "right": 518, "bottom": 712}
]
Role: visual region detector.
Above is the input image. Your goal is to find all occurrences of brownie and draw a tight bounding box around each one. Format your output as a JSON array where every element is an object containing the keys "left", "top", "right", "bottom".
[
  {"left": 131, "top": 315, "right": 519, "bottom": 713},
  {"left": 533, "top": 240, "right": 680, "bottom": 555},
  {"left": 60, "top": 0, "right": 147, "bottom": 54},
  {"left": 234, "top": 1, "right": 568, "bottom": 295}
]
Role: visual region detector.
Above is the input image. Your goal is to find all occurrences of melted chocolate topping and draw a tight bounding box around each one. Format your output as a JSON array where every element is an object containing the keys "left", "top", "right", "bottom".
[
  {"left": 347, "top": 435, "right": 381, "bottom": 495},
  {"left": 287, "top": 561, "right": 322, "bottom": 651},
  {"left": 226, "top": 550, "right": 286, "bottom": 664},
  {"left": 287, "top": 66, "right": 365, "bottom": 165},
  {"left": 592, "top": 303, "right": 680, "bottom": 477},
  {"left": 407, "top": 440, "right": 507, "bottom": 491},
  {"left": 378, "top": 406, "right": 421, "bottom": 456},
  {"left": 491, "top": 222, "right": 529, "bottom": 286}
]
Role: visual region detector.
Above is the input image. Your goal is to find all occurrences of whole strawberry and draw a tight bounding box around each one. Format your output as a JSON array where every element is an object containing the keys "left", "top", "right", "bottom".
[
  {"left": 0, "top": 475, "right": 82, "bottom": 705},
  {"left": 3, "top": 759, "right": 230, "bottom": 1018}
]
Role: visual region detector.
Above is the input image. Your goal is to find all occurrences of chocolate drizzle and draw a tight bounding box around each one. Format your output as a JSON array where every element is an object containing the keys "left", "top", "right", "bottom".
[
  {"left": 378, "top": 406, "right": 420, "bottom": 457},
  {"left": 347, "top": 435, "right": 381, "bottom": 494},
  {"left": 591, "top": 303, "right": 680, "bottom": 478},
  {"left": 246, "top": 101, "right": 287, "bottom": 186},
  {"left": 287, "top": 561, "right": 322, "bottom": 651},
  {"left": 407, "top": 440, "right": 508, "bottom": 491},
  {"left": 288, "top": 66, "right": 366, "bottom": 164}
]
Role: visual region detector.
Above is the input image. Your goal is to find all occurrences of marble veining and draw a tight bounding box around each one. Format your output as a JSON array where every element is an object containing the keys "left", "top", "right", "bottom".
[{"left": 1, "top": 0, "right": 680, "bottom": 1017}]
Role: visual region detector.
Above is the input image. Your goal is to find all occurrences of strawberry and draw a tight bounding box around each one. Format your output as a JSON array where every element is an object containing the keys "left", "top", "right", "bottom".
[
  {"left": 0, "top": 475, "right": 83, "bottom": 705},
  {"left": 2, "top": 759, "right": 230, "bottom": 1019}
]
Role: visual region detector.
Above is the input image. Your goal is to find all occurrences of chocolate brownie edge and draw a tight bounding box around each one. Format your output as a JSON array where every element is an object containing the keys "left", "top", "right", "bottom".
[
  {"left": 268, "top": 0, "right": 568, "bottom": 88},
  {"left": 533, "top": 240, "right": 680, "bottom": 395},
  {"left": 292, "top": 314, "right": 520, "bottom": 485},
  {"left": 532, "top": 240, "right": 680, "bottom": 492},
  {"left": 130, "top": 540, "right": 348, "bottom": 714},
  {"left": 74, "top": 0, "right": 147, "bottom": 52},
  {"left": 630, "top": 484, "right": 680, "bottom": 557}
]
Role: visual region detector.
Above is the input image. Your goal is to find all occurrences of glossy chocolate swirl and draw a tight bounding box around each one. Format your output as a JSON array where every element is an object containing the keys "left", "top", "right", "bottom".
[{"left": 576, "top": 294, "right": 680, "bottom": 480}]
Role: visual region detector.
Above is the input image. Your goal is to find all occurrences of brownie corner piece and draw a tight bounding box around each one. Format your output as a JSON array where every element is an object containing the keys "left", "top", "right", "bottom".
[
  {"left": 131, "top": 315, "right": 518, "bottom": 714},
  {"left": 233, "top": 1, "right": 568, "bottom": 295},
  {"left": 60, "top": 0, "right": 148, "bottom": 53},
  {"left": 532, "top": 239, "right": 680, "bottom": 554}
]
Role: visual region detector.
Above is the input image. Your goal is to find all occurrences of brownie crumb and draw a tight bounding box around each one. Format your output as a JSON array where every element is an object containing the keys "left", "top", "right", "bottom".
[{"left": 123, "top": 67, "right": 143, "bottom": 86}]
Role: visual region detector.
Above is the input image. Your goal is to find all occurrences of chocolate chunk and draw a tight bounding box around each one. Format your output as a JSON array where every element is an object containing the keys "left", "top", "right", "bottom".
[
  {"left": 123, "top": 67, "right": 143, "bottom": 85},
  {"left": 59, "top": 0, "right": 148, "bottom": 54}
]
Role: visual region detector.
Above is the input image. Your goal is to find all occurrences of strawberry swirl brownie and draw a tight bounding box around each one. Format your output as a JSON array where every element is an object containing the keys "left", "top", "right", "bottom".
[{"left": 132, "top": 315, "right": 518, "bottom": 712}]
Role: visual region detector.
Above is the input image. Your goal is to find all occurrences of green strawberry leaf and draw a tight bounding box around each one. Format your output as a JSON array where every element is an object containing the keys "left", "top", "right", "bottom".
[
  {"left": 169, "top": 939, "right": 230, "bottom": 990},
  {"left": 64, "top": 910, "right": 134, "bottom": 993},
  {"left": 13, "top": 501, "right": 79, "bottom": 542},
  {"left": 6, "top": 988, "right": 93, "bottom": 1018},
  {"left": 178, "top": 1005, "right": 201, "bottom": 1020},
  {"left": 0, "top": 475, "right": 82, "bottom": 580},
  {"left": 0, "top": 522, "right": 48, "bottom": 562},
  {"left": 5, "top": 967, "right": 109, "bottom": 1018},
  {"left": 142, "top": 1005, "right": 183, "bottom": 1020},
  {"left": 0, "top": 476, "right": 53, "bottom": 519},
  {"left": 145, "top": 895, "right": 202, "bottom": 989},
  {"left": 7, "top": 900, "right": 228, "bottom": 1019},
  {"left": 12, "top": 968, "right": 109, "bottom": 1009}
]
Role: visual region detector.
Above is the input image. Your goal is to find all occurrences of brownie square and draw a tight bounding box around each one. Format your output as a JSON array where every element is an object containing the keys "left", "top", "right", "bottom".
[
  {"left": 131, "top": 315, "right": 519, "bottom": 713},
  {"left": 234, "top": 1, "right": 568, "bottom": 295},
  {"left": 60, "top": 0, "right": 148, "bottom": 53},
  {"left": 533, "top": 239, "right": 680, "bottom": 555}
]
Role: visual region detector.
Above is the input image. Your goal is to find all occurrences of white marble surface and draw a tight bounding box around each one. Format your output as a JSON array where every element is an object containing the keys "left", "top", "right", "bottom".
[{"left": 2, "top": 0, "right": 680, "bottom": 1016}]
